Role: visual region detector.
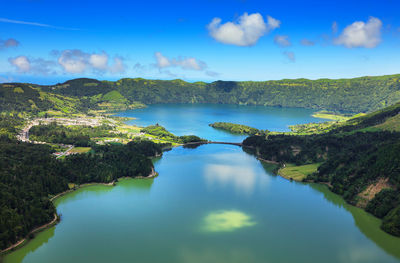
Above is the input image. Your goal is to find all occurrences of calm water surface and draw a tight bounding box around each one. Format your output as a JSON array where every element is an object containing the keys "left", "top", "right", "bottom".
[
  {"left": 4, "top": 105, "right": 400, "bottom": 263},
  {"left": 116, "top": 104, "right": 329, "bottom": 142}
]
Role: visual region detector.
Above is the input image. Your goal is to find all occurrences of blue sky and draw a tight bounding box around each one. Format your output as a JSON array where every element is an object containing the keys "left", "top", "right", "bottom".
[{"left": 0, "top": 0, "right": 399, "bottom": 84}]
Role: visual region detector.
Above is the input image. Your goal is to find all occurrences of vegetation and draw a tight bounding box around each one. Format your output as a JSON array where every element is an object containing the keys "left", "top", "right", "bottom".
[
  {"left": 68, "top": 147, "right": 91, "bottom": 154},
  {"left": 2, "top": 74, "right": 400, "bottom": 116},
  {"left": 243, "top": 102, "right": 400, "bottom": 236},
  {"left": 2, "top": 74, "right": 400, "bottom": 246},
  {"left": 209, "top": 122, "right": 268, "bottom": 135},
  {"left": 29, "top": 122, "right": 123, "bottom": 146},
  {"left": 278, "top": 163, "right": 321, "bottom": 181},
  {"left": 0, "top": 115, "right": 24, "bottom": 139},
  {"left": 311, "top": 111, "right": 352, "bottom": 121},
  {"left": 141, "top": 124, "right": 206, "bottom": 144},
  {"left": 0, "top": 136, "right": 161, "bottom": 250}
]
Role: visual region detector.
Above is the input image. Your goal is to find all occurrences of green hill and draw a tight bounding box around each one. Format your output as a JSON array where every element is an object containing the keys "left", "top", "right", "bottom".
[
  {"left": 3, "top": 73, "right": 400, "bottom": 114},
  {"left": 106, "top": 74, "right": 400, "bottom": 113}
]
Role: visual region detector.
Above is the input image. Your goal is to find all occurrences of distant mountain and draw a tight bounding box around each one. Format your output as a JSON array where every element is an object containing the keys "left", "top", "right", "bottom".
[{"left": 2, "top": 74, "right": 400, "bottom": 114}]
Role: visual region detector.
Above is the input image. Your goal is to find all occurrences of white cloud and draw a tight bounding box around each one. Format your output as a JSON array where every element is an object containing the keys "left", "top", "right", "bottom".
[
  {"left": 8, "top": 56, "right": 30, "bottom": 72},
  {"left": 89, "top": 53, "right": 108, "bottom": 70},
  {"left": 266, "top": 15, "right": 281, "bottom": 31},
  {"left": 8, "top": 55, "right": 56, "bottom": 75},
  {"left": 300, "top": 39, "right": 315, "bottom": 46},
  {"left": 334, "top": 17, "right": 382, "bottom": 48},
  {"left": 58, "top": 49, "right": 125, "bottom": 74},
  {"left": 154, "top": 52, "right": 207, "bottom": 71},
  {"left": 155, "top": 52, "right": 171, "bottom": 68},
  {"left": 173, "top": 57, "right": 206, "bottom": 70},
  {"left": 274, "top": 35, "right": 291, "bottom": 47},
  {"left": 283, "top": 51, "right": 295, "bottom": 62},
  {"left": 58, "top": 50, "right": 88, "bottom": 73},
  {"left": 208, "top": 13, "right": 279, "bottom": 46}
]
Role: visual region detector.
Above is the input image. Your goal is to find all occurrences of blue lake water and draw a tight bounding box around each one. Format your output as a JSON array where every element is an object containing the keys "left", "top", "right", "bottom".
[{"left": 5, "top": 104, "right": 400, "bottom": 263}]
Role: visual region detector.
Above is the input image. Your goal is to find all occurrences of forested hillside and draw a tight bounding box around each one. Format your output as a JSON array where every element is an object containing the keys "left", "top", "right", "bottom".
[
  {"left": 2, "top": 74, "right": 400, "bottom": 114},
  {"left": 243, "top": 103, "right": 400, "bottom": 236},
  {"left": 0, "top": 133, "right": 161, "bottom": 250}
]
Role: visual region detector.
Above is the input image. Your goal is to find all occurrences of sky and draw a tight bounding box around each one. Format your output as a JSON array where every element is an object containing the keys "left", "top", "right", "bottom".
[{"left": 0, "top": 0, "right": 400, "bottom": 84}]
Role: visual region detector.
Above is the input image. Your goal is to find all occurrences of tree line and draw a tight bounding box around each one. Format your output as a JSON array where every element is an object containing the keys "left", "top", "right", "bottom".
[{"left": 0, "top": 136, "right": 161, "bottom": 250}]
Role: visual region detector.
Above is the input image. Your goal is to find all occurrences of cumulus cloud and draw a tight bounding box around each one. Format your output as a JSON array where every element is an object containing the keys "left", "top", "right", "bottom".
[
  {"left": 0, "top": 38, "right": 19, "bottom": 49},
  {"left": 274, "top": 35, "right": 291, "bottom": 47},
  {"left": 8, "top": 56, "right": 30, "bottom": 72},
  {"left": 300, "top": 38, "right": 315, "bottom": 46},
  {"left": 8, "top": 55, "right": 56, "bottom": 75},
  {"left": 283, "top": 51, "right": 295, "bottom": 62},
  {"left": 57, "top": 49, "right": 126, "bottom": 74},
  {"left": 58, "top": 50, "right": 88, "bottom": 73},
  {"left": 207, "top": 13, "right": 280, "bottom": 46},
  {"left": 154, "top": 52, "right": 207, "bottom": 71},
  {"left": 89, "top": 52, "right": 108, "bottom": 70},
  {"left": 8, "top": 50, "right": 125, "bottom": 75},
  {"left": 334, "top": 17, "right": 382, "bottom": 48},
  {"left": 154, "top": 52, "right": 218, "bottom": 78}
]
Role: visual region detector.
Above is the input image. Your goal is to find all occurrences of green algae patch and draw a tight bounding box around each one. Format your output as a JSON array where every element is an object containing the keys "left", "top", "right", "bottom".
[{"left": 202, "top": 210, "right": 256, "bottom": 232}]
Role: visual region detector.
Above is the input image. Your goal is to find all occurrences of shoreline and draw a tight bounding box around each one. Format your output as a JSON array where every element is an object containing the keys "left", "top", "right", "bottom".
[
  {"left": 255, "top": 156, "right": 400, "bottom": 239},
  {"left": 256, "top": 157, "right": 279, "bottom": 165},
  {"left": 0, "top": 172, "right": 156, "bottom": 257},
  {"left": 0, "top": 213, "right": 59, "bottom": 255}
]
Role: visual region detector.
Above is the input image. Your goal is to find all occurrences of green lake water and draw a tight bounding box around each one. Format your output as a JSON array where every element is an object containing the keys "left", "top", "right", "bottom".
[{"left": 4, "top": 104, "right": 400, "bottom": 263}]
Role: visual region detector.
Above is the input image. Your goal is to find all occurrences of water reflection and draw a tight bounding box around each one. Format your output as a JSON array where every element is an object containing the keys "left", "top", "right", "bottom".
[
  {"left": 178, "top": 247, "right": 255, "bottom": 263},
  {"left": 117, "top": 178, "right": 154, "bottom": 193},
  {"left": 53, "top": 184, "right": 114, "bottom": 206},
  {"left": 203, "top": 152, "right": 269, "bottom": 195},
  {"left": 201, "top": 210, "right": 256, "bottom": 232},
  {"left": 310, "top": 183, "right": 400, "bottom": 260},
  {"left": 3, "top": 226, "right": 55, "bottom": 263}
]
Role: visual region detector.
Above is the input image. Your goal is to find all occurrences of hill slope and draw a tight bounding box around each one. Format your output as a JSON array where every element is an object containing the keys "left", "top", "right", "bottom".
[{"left": 5, "top": 73, "right": 400, "bottom": 114}]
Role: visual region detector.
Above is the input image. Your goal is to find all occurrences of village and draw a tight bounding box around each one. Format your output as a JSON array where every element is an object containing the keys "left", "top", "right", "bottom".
[{"left": 16, "top": 116, "right": 160, "bottom": 158}]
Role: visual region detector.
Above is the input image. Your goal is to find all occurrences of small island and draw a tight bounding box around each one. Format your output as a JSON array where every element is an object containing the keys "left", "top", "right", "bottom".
[{"left": 209, "top": 122, "right": 268, "bottom": 136}]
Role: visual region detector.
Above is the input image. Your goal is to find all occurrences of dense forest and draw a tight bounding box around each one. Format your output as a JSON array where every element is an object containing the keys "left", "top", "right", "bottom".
[
  {"left": 209, "top": 122, "right": 267, "bottom": 135},
  {"left": 2, "top": 74, "right": 400, "bottom": 115},
  {"left": 0, "top": 135, "right": 161, "bottom": 250},
  {"left": 242, "top": 103, "right": 400, "bottom": 236}
]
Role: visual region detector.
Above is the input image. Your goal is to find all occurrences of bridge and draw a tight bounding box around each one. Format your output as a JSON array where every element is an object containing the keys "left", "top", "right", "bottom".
[{"left": 184, "top": 141, "right": 243, "bottom": 147}]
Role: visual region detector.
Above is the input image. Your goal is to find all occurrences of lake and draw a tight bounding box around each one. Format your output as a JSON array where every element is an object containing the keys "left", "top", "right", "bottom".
[
  {"left": 4, "top": 104, "right": 400, "bottom": 263},
  {"left": 116, "top": 104, "right": 329, "bottom": 142}
]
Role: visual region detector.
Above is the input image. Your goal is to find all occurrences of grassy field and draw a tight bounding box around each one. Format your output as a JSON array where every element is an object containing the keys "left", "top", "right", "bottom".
[
  {"left": 312, "top": 111, "right": 351, "bottom": 121},
  {"left": 374, "top": 113, "right": 400, "bottom": 132},
  {"left": 279, "top": 163, "right": 321, "bottom": 181},
  {"left": 69, "top": 147, "right": 92, "bottom": 154}
]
